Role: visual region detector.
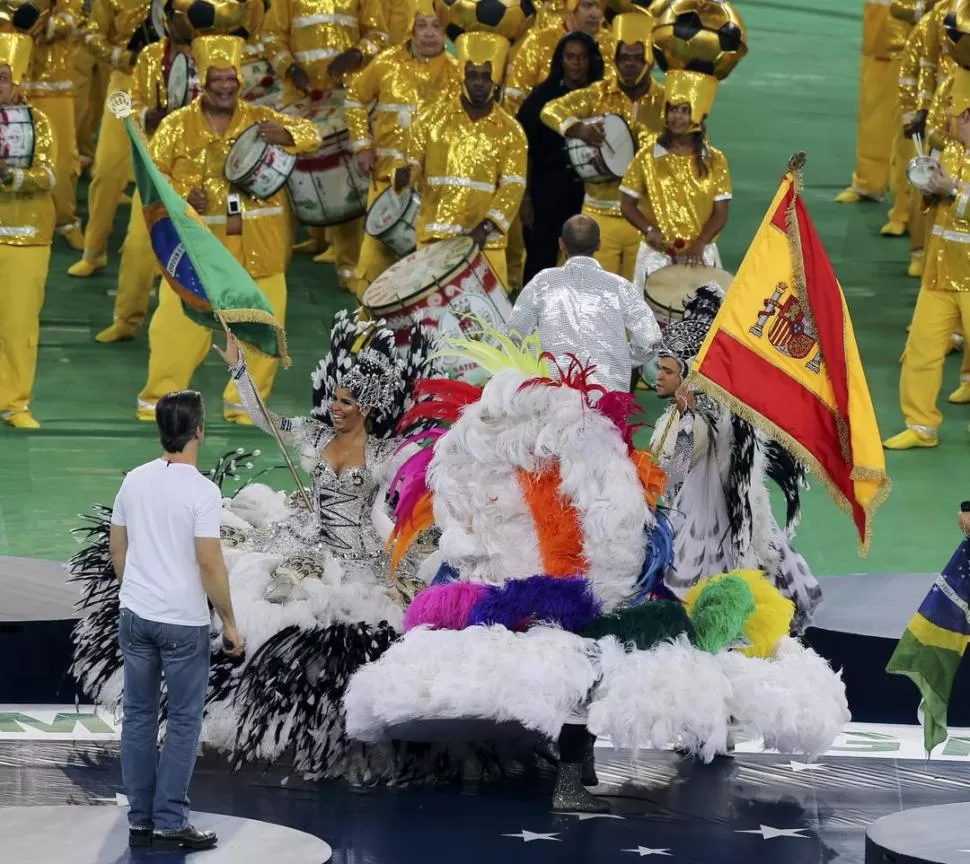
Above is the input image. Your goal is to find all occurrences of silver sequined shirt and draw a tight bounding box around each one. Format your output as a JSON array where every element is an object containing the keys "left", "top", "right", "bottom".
[{"left": 508, "top": 255, "right": 662, "bottom": 392}]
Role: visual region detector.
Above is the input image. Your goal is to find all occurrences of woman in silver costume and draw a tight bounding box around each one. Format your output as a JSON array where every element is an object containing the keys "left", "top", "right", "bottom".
[{"left": 649, "top": 284, "right": 823, "bottom": 632}]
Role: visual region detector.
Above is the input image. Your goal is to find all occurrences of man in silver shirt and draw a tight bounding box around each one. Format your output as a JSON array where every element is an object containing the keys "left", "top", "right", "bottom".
[{"left": 508, "top": 215, "right": 661, "bottom": 392}]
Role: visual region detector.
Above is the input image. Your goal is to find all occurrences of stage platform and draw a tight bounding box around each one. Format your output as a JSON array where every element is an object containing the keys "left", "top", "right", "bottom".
[{"left": 866, "top": 803, "right": 970, "bottom": 864}]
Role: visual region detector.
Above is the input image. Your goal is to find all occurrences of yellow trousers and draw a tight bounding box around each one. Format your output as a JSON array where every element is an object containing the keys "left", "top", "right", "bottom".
[
  {"left": 900, "top": 288, "right": 970, "bottom": 431},
  {"left": 851, "top": 56, "right": 897, "bottom": 199},
  {"left": 111, "top": 191, "right": 158, "bottom": 333},
  {"left": 81, "top": 69, "right": 133, "bottom": 261},
  {"left": 74, "top": 51, "right": 109, "bottom": 162},
  {"left": 505, "top": 214, "right": 526, "bottom": 293},
  {"left": 31, "top": 94, "right": 79, "bottom": 230},
  {"left": 355, "top": 180, "right": 397, "bottom": 298},
  {"left": 585, "top": 207, "right": 640, "bottom": 281},
  {"left": 886, "top": 121, "right": 913, "bottom": 227},
  {"left": 139, "top": 269, "right": 288, "bottom": 414},
  {"left": 0, "top": 244, "right": 50, "bottom": 415}
]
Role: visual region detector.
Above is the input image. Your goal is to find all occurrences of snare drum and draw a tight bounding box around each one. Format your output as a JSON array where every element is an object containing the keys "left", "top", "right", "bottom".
[
  {"left": 364, "top": 186, "right": 420, "bottom": 257},
  {"left": 165, "top": 52, "right": 197, "bottom": 109},
  {"left": 645, "top": 264, "right": 735, "bottom": 327},
  {"left": 283, "top": 93, "right": 371, "bottom": 226},
  {"left": 0, "top": 105, "right": 35, "bottom": 169},
  {"left": 241, "top": 57, "right": 283, "bottom": 107},
  {"left": 566, "top": 114, "right": 636, "bottom": 183},
  {"left": 362, "top": 237, "right": 512, "bottom": 384},
  {"left": 224, "top": 124, "right": 296, "bottom": 199}
]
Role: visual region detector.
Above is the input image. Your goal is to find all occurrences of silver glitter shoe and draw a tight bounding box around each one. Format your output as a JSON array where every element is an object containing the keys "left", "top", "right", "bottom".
[{"left": 552, "top": 763, "right": 610, "bottom": 813}]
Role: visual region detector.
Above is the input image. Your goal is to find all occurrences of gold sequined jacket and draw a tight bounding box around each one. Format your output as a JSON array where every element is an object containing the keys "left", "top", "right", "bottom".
[
  {"left": 262, "top": 0, "right": 388, "bottom": 90},
  {"left": 924, "top": 140, "right": 970, "bottom": 292},
  {"left": 23, "top": 0, "right": 82, "bottom": 99},
  {"left": 404, "top": 98, "right": 527, "bottom": 249},
  {"left": 130, "top": 40, "right": 200, "bottom": 133},
  {"left": 149, "top": 99, "right": 321, "bottom": 276},
  {"left": 82, "top": 0, "right": 152, "bottom": 72},
  {"left": 346, "top": 42, "right": 458, "bottom": 181}
]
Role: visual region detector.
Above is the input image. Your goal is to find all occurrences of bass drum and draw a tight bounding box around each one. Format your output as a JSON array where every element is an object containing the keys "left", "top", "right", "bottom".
[
  {"left": 283, "top": 92, "right": 371, "bottom": 226},
  {"left": 362, "top": 237, "right": 512, "bottom": 384},
  {"left": 241, "top": 54, "right": 283, "bottom": 108},
  {"left": 645, "top": 264, "right": 734, "bottom": 327},
  {"left": 224, "top": 124, "right": 296, "bottom": 199}
]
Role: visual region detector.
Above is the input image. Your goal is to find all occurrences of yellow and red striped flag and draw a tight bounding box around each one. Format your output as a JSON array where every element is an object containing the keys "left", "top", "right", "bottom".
[{"left": 688, "top": 156, "right": 891, "bottom": 552}]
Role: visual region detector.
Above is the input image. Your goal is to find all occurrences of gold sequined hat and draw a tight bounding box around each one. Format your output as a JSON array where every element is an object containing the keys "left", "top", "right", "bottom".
[
  {"left": 456, "top": 31, "right": 510, "bottom": 87},
  {"left": 192, "top": 33, "right": 244, "bottom": 83},
  {"left": 612, "top": 9, "right": 655, "bottom": 52},
  {"left": 565, "top": 0, "right": 608, "bottom": 12},
  {"left": 664, "top": 68, "right": 719, "bottom": 130},
  {"left": 413, "top": 0, "right": 440, "bottom": 18},
  {"left": 0, "top": 30, "right": 32, "bottom": 85}
]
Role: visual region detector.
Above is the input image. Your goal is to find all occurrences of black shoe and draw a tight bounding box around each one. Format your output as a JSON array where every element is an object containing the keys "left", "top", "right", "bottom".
[
  {"left": 152, "top": 825, "right": 218, "bottom": 852},
  {"left": 129, "top": 827, "right": 152, "bottom": 848}
]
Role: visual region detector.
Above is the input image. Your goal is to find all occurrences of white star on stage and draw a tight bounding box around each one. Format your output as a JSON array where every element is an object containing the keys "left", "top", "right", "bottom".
[
  {"left": 562, "top": 812, "right": 626, "bottom": 821},
  {"left": 737, "top": 825, "right": 811, "bottom": 839},
  {"left": 787, "top": 761, "right": 826, "bottom": 772},
  {"left": 501, "top": 830, "right": 561, "bottom": 843},
  {"left": 621, "top": 847, "right": 672, "bottom": 856}
]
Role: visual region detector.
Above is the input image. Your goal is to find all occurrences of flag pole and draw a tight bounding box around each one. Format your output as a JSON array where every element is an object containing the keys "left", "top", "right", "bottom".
[{"left": 216, "top": 313, "right": 315, "bottom": 513}]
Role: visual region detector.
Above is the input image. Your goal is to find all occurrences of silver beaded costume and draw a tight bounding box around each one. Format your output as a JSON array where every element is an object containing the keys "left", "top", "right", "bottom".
[{"left": 508, "top": 255, "right": 661, "bottom": 392}]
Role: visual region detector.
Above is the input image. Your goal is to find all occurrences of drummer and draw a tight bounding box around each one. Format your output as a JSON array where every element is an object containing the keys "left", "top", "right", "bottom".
[
  {"left": 393, "top": 32, "right": 527, "bottom": 290},
  {"left": 540, "top": 10, "right": 663, "bottom": 281},
  {"left": 135, "top": 35, "right": 320, "bottom": 424},
  {"left": 347, "top": 0, "right": 459, "bottom": 295},
  {"left": 67, "top": 0, "right": 153, "bottom": 279},
  {"left": 95, "top": 8, "right": 200, "bottom": 344},
  {"left": 262, "top": 0, "right": 388, "bottom": 291},
  {"left": 619, "top": 69, "right": 731, "bottom": 287},
  {"left": 0, "top": 33, "right": 56, "bottom": 430},
  {"left": 22, "top": 0, "right": 84, "bottom": 252}
]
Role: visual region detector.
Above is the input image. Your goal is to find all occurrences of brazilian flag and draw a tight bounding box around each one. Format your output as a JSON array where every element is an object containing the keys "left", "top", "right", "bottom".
[
  {"left": 121, "top": 112, "right": 289, "bottom": 365},
  {"left": 887, "top": 539, "right": 970, "bottom": 753}
]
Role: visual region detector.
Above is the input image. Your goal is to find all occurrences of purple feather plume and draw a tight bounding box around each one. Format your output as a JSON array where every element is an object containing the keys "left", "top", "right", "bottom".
[
  {"left": 467, "top": 576, "right": 602, "bottom": 633},
  {"left": 404, "top": 582, "right": 496, "bottom": 632}
]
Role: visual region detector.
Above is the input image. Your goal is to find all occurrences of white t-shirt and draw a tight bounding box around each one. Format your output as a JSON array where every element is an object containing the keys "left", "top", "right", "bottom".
[{"left": 112, "top": 458, "right": 222, "bottom": 627}]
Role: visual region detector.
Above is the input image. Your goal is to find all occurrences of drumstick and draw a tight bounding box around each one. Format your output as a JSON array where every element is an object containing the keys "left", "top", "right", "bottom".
[{"left": 216, "top": 313, "right": 315, "bottom": 514}]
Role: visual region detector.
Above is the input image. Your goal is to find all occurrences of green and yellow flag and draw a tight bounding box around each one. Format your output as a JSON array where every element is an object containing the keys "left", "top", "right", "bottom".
[
  {"left": 887, "top": 539, "right": 970, "bottom": 753},
  {"left": 120, "top": 101, "right": 289, "bottom": 364}
]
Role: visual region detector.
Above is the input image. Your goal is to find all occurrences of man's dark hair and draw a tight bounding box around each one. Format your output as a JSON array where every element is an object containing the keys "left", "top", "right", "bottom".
[
  {"left": 156, "top": 390, "right": 205, "bottom": 453},
  {"left": 561, "top": 214, "right": 600, "bottom": 257}
]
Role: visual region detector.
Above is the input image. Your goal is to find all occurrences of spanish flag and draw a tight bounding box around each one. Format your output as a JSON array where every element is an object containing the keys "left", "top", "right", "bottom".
[
  {"left": 887, "top": 539, "right": 970, "bottom": 753},
  {"left": 114, "top": 92, "right": 289, "bottom": 364},
  {"left": 688, "top": 155, "right": 890, "bottom": 552}
]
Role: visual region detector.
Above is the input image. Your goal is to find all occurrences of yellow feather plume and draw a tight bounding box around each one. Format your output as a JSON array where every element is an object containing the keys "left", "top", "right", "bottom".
[
  {"left": 432, "top": 320, "right": 551, "bottom": 379},
  {"left": 684, "top": 570, "right": 794, "bottom": 658}
]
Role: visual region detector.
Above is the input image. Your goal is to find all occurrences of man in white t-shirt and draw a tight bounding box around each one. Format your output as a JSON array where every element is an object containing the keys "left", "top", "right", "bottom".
[{"left": 109, "top": 389, "right": 244, "bottom": 853}]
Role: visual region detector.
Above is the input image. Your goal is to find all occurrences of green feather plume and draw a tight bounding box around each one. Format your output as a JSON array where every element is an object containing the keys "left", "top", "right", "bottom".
[
  {"left": 582, "top": 601, "right": 693, "bottom": 651},
  {"left": 432, "top": 318, "right": 550, "bottom": 378},
  {"left": 688, "top": 575, "right": 756, "bottom": 654}
]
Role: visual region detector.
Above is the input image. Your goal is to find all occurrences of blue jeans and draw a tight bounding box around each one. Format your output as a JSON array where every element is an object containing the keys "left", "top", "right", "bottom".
[{"left": 118, "top": 607, "right": 210, "bottom": 832}]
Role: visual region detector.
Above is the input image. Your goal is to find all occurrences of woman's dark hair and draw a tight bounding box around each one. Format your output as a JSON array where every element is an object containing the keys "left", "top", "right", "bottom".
[
  {"left": 156, "top": 390, "right": 206, "bottom": 453},
  {"left": 541, "top": 31, "right": 605, "bottom": 91},
  {"left": 659, "top": 119, "right": 712, "bottom": 178}
]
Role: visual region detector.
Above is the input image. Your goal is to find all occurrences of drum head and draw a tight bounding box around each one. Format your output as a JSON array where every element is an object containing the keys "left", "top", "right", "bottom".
[
  {"left": 907, "top": 155, "right": 937, "bottom": 189},
  {"left": 150, "top": 0, "right": 166, "bottom": 41},
  {"left": 363, "top": 237, "right": 477, "bottom": 311},
  {"left": 167, "top": 53, "right": 189, "bottom": 109},
  {"left": 600, "top": 114, "right": 635, "bottom": 177},
  {"left": 646, "top": 265, "right": 734, "bottom": 320},
  {"left": 365, "top": 187, "right": 411, "bottom": 235},
  {"left": 225, "top": 125, "right": 264, "bottom": 181}
]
